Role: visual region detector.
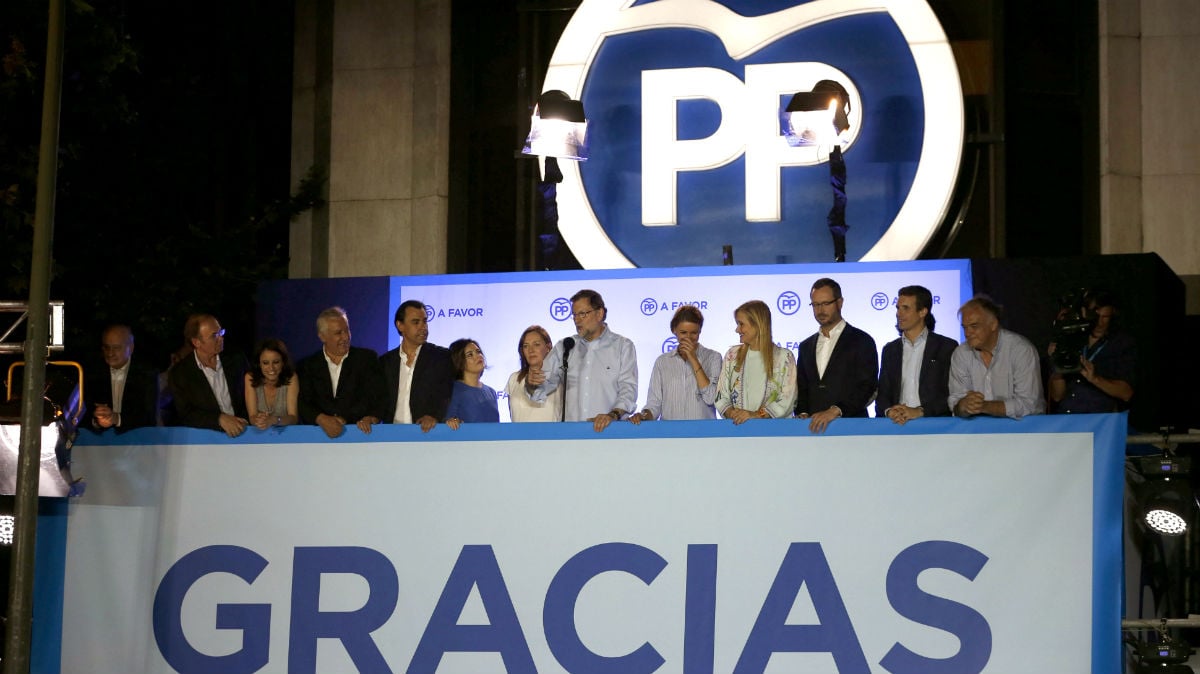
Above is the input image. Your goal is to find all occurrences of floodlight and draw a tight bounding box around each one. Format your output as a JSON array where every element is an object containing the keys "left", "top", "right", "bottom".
[
  {"left": 783, "top": 80, "right": 850, "bottom": 147},
  {"left": 521, "top": 90, "right": 589, "bottom": 179},
  {"left": 1133, "top": 455, "right": 1196, "bottom": 536}
]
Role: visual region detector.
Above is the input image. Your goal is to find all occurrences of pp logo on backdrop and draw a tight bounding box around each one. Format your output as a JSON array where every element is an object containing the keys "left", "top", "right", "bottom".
[
  {"left": 424, "top": 305, "right": 436, "bottom": 322},
  {"left": 550, "top": 298, "right": 573, "bottom": 322},
  {"left": 871, "top": 292, "right": 892, "bottom": 310},
  {"left": 641, "top": 298, "right": 659, "bottom": 316},
  {"left": 777, "top": 291, "right": 802, "bottom": 316},
  {"left": 542, "top": 0, "right": 963, "bottom": 268},
  {"left": 662, "top": 336, "right": 679, "bottom": 353}
]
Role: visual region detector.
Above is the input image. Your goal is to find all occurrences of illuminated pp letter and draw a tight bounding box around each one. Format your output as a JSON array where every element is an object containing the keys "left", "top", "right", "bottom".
[{"left": 642, "top": 67, "right": 747, "bottom": 226}]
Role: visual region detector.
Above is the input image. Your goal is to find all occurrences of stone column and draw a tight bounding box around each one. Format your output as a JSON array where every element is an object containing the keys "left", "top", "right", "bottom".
[{"left": 291, "top": 0, "right": 451, "bottom": 278}]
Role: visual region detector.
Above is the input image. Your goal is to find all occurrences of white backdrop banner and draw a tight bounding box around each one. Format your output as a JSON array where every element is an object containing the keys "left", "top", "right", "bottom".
[
  {"left": 62, "top": 413, "right": 1124, "bottom": 674},
  {"left": 387, "top": 260, "right": 972, "bottom": 421}
]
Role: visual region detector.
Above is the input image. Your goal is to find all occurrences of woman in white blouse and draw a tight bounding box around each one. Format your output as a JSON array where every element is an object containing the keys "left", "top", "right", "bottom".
[
  {"left": 505, "top": 325, "right": 563, "bottom": 422},
  {"left": 714, "top": 300, "right": 797, "bottom": 423}
]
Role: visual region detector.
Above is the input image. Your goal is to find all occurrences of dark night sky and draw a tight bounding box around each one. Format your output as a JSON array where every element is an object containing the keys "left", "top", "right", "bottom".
[{"left": 2, "top": 0, "right": 297, "bottom": 369}]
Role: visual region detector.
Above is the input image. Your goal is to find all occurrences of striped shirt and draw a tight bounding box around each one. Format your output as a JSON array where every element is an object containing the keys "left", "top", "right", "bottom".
[{"left": 644, "top": 344, "right": 722, "bottom": 420}]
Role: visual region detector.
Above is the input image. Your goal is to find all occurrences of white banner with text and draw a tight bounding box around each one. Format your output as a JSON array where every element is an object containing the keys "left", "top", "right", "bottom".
[{"left": 63, "top": 414, "right": 1123, "bottom": 674}]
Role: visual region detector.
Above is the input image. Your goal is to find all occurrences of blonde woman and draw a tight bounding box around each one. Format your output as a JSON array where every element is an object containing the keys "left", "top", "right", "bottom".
[{"left": 714, "top": 300, "right": 797, "bottom": 424}]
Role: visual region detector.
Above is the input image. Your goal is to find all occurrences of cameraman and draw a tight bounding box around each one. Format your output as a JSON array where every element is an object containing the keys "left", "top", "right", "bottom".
[{"left": 1047, "top": 290, "right": 1135, "bottom": 413}]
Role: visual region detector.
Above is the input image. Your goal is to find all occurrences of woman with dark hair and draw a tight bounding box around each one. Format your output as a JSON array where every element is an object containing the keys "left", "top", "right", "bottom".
[
  {"left": 244, "top": 338, "right": 300, "bottom": 429},
  {"left": 504, "top": 325, "right": 562, "bottom": 422},
  {"left": 714, "top": 300, "right": 797, "bottom": 424},
  {"left": 445, "top": 338, "right": 500, "bottom": 429}
]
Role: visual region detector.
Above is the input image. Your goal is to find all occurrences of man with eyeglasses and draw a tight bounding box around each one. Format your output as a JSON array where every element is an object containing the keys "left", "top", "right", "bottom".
[
  {"left": 795, "top": 277, "right": 878, "bottom": 432},
  {"left": 526, "top": 288, "right": 637, "bottom": 431},
  {"left": 82, "top": 324, "right": 160, "bottom": 432},
  {"left": 168, "top": 314, "right": 249, "bottom": 437},
  {"left": 1047, "top": 290, "right": 1135, "bottom": 414}
]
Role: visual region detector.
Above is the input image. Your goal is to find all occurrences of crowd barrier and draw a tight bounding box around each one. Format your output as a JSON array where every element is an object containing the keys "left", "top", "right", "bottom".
[{"left": 43, "top": 413, "right": 1126, "bottom": 673}]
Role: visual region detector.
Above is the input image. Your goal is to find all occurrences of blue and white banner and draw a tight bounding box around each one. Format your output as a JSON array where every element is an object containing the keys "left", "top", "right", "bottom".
[
  {"left": 62, "top": 414, "right": 1124, "bottom": 673},
  {"left": 391, "top": 259, "right": 971, "bottom": 421}
]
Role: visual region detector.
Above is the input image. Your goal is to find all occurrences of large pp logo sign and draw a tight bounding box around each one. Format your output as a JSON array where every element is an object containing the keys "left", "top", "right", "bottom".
[{"left": 542, "top": 0, "right": 963, "bottom": 268}]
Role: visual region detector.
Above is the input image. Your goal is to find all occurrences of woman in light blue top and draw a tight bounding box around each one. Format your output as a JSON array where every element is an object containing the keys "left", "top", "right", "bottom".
[
  {"left": 714, "top": 300, "right": 797, "bottom": 423},
  {"left": 446, "top": 338, "right": 499, "bottom": 428}
]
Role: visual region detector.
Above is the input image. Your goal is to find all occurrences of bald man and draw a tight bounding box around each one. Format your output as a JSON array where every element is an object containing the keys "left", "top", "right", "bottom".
[{"left": 83, "top": 324, "right": 160, "bottom": 432}]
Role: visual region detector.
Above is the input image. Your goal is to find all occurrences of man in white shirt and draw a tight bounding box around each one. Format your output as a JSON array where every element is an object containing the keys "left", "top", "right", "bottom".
[
  {"left": 168, "top": 314, "right": 248, "bottom": 437},
  {"left": 875, "top": 285, "right": 958, "bottom": 423},
  {"left": 380, "top": 300, "right": 454, "bottom": 432},
  {"left": 794, "top": 277, "right": 878, "bottom": 432},
  {"left": 84, "top": 324, "right": 160, "bottom": 432},
  {"left": 297, "top": 307, "right": 385, "bottom": 438}
]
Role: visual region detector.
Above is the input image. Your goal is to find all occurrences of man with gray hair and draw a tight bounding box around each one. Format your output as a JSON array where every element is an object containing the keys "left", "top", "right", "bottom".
[
  {"left": 948, "top": 295, "right": 1044, "bottom": 419},
  {"left": 297, "top": 306, "right": 385, "bottom": 438}
]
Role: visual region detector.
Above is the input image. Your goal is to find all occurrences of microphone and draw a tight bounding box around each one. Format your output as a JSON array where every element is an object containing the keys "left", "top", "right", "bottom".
[
  {"left": 562, "top": 337, "right": 576, "bottom": 368},
  {"left": 560, "top": 337, "right": 576, "bottom": 423}
]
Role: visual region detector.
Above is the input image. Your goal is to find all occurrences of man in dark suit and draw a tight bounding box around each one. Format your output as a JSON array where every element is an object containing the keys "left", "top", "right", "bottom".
[
  {"left": 875, "top": 285, "right": 958, "bottom": 423},
  {"left": 168, "top": 314, "right": 248, "bottom": 437},
  {"left": 82, "top": 324, "right": 159, "bottom": 432},
  {"left": 795, "top": 277, "right": 878, "bottom": 433},
  {"left": 297, "top": 306, "right": 384, "bottom": 438},
  {"left": 380, "top": 300, "right": 453, "bottom": 432}
]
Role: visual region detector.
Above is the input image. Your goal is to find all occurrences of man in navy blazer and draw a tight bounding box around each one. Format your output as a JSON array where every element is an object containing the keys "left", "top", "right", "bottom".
[
  {"left": 795, "top": 277, "right": 878, "bottom": 433},
  {"left": 380, "top": 300, "right": 454, "bottom": 432},
  {"left": 297, "top": 307, "right": 384, "bottom": 438},
  {"left": 875, "top": 285, "right": 959, "bottom": 423},
  {"left": 168, "top": 314, "right": 248, "bottom": 437}
]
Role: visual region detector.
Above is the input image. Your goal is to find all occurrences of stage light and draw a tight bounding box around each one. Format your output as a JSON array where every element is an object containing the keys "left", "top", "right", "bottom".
[
  {"left": 1132, "top": 454, "right": 1196, "bottom": 536},
  {"left": 783, "top": 79, "right": 850, "bottom": 147},
  {"left": 783, "top": 79, "right": 853, "bottom": 262},
  {"left": 521, "top": 90, "right": 588, "bottom": 182}
]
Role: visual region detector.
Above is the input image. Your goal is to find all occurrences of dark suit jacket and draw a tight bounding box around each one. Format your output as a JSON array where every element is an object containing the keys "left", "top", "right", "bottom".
[
  {"left": 168, "top": 353, "right": 248, "bottom": 431},
  {"left": 81, "top": 357, "right": 160, "bottom": 432},
  {"left": 795, "top": 322, "right": 878, "bottom": 417},
  {"left": 380, "top": 343, "right": 454, "bottom": 423},
  {"left": 875, "top": 331, "right": 959, "bottom": 417},
  {"left": 297, "top": 346, "right": 384, "bottom": 424}
]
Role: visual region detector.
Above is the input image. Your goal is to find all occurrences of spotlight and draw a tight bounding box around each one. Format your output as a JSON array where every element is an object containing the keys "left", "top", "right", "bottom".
[
  {"left": 783, "top": 79, "right": 854, "bottom": 262},
  {"left": 521, "top": 90, "right": 588, "bottom": 182},
  {"left": 783, "top": 79, "right": 851, "bottom": 147},
  {"left": 1132, "top": 454, "right": 1196, "bottom": 536}
]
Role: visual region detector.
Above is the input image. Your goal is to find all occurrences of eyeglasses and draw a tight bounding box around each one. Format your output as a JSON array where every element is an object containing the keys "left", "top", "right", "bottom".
[
  {"left": 205, "top": 328, "right": 227, "bottom": 341},
  {"left": 571, "top": 309, "right": 598, "bottom": 319},
  {"left": 810, "top": 299, "right": 840, "bottom": 308}
]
